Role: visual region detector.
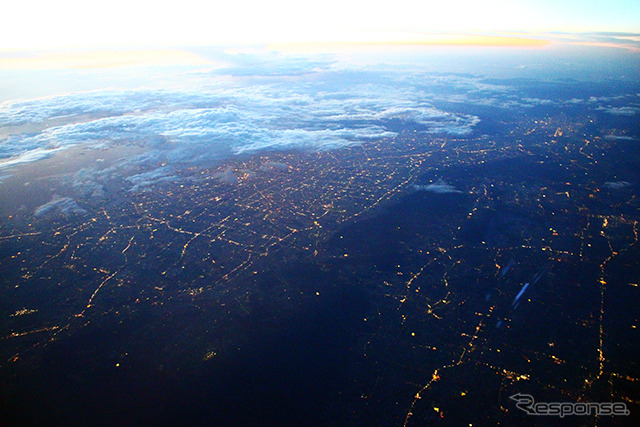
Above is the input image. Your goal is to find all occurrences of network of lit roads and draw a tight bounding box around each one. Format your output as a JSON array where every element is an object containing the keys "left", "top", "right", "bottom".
[{"left": 1, "top": 112, "right": 638, "bottom": 424}]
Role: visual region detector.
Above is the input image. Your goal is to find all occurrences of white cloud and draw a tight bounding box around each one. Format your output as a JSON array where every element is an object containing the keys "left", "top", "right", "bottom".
[
  {"left": 603, "top": 181, "right": 632, "bottom": 190},
  {"left": 604, "top": 135, "right": 637, "bottom": 141},
  {"left": 126, "top": 167, "right": 177, "bottom": 193},
  {"left": 414, "top": 179, "right": 463, "bottom": 194},
  {"left": 34, "top": 195, "right": 86, "bottom": 217},
  {"left": 73, "top": 168, "right": 107, "bottom": 199},
  {"left": 0, "top": 74, "right": 480, "bottom": 177},
  {"left": 214, "top": 167, "right": 239, "bottom": 185},
  {"left": 259, "top": 161, "right": 290, "bottom": 172},
  {"left": 596, "top": 105, "right": 640, "bottom": 116},
  {"left": 0, "top": 146, "right": 65, "bottom": 170}
]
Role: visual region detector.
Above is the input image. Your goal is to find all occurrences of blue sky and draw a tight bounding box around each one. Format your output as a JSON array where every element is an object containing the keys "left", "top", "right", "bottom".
[{"left": 2, "top": 0, "right": 639, "bottom": 49}]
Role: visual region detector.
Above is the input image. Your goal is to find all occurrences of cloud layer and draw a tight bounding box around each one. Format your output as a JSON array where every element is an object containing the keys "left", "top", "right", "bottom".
[
  {"left": 0, "top": 68, "right": 480, "bottom": 177},
  {"left": 3, "top": 49, "right": 637, "bottom": 195}
]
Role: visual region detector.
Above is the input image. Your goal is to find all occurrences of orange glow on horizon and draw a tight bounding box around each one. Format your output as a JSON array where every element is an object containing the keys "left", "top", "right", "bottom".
[
  {"left": 268, "top": 34, "right": 551, "bottom": 53},
  {"left": 0, "top": 33, "right": 553, "bottom": 70},
  {"left": 569, "top": 41, "right": 640, "bottom": 53}
]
